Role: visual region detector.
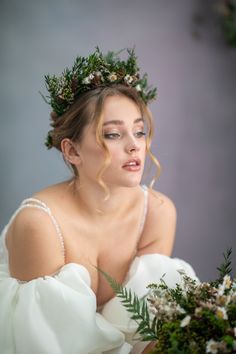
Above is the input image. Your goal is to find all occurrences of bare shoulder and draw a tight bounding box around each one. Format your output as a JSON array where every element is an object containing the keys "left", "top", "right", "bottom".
[
  {"left": 137, "top": 188, "right": 177, "bottom": 256},
  {"left": 6, "top": 207, "right": 65, "bottom": 281},
  {"left": 32, "top": 179, "right": 71, "bottom": 200},
  {"left": 148, "top": 188, "right": 177, "bottom": 216}
]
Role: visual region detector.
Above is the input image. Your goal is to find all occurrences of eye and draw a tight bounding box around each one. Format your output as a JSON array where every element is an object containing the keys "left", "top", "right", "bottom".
[
  {"left": 103, "top": 132, "right": 121, "bottom": 139},
  {"left": 135, "top": 131, "right": 146, "bottom": 138}
]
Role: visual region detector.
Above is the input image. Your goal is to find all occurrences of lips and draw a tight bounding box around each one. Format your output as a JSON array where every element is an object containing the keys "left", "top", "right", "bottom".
[{"left": 122, "top": 158, "right": 141, "bottom": 167}]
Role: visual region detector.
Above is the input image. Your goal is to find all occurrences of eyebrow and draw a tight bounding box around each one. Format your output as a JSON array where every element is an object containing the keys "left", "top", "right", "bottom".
[{"left": 103, "top": 117, "right": 144, "bottom": 126}]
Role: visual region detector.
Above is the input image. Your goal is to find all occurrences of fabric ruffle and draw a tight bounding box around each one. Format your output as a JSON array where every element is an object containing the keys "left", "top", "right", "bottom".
[{"left": 0, "top": 254, "right": 199, "bottom": 354}]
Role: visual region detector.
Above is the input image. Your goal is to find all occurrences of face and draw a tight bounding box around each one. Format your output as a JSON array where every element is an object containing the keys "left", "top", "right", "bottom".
[{"left": 76, "top": 95, "right": 147, "bottom": 188}]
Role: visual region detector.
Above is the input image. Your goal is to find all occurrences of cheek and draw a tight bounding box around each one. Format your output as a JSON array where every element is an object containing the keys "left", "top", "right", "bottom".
[
  {"left": 80, "top": 143, "right": 105, "bottom": 167},
  {"left": 109, "top": 148, "right": 121, "bottom": 159}
]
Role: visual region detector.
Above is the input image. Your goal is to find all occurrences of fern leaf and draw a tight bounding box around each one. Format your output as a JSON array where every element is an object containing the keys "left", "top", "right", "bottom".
[{"left": 96, "top": 265, "right": 157, "bottom": 340}]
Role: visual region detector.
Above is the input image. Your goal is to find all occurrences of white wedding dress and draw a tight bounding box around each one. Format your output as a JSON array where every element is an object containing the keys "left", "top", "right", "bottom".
[{"left": 0, "top": 186, "right": 199, "bottom": 354}]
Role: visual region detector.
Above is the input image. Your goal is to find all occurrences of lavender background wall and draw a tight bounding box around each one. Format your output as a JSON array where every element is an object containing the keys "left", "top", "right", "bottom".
[{"left": 1, "top": 0, "right": 235, "bottom": 280}]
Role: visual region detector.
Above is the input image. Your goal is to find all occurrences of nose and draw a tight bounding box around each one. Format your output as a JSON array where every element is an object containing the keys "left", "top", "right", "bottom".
[{"left": 125, "top": 137, "right": 140, "bottom": 154}]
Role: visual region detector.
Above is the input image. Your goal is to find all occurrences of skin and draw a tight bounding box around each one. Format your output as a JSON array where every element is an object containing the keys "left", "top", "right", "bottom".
[{"left": 6, "top": 95, "right": 177, "bottom": 353}]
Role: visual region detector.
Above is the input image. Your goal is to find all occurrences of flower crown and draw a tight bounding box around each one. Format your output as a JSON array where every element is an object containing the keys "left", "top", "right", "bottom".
[{"left": 41, "top": 47, "right": 157, "bottom": 117}]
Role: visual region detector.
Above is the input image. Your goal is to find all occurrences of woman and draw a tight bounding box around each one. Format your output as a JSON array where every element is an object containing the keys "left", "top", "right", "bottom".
[{"left": 0, "top": 48, "right": 198, "bottom": 354}]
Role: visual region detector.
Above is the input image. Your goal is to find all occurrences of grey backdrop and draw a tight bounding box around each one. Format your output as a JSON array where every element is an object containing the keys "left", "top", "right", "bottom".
[{"left": 1, "top": 0, "right": 235, "bottom": 281}]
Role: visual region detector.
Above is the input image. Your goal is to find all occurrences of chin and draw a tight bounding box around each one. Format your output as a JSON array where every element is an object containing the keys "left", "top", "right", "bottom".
[
  {"left": 114, "top": 177, "right": 143, "bottom": 188},
  {"left": 103, "top": 171, "right": 144, "bottom": 189}
]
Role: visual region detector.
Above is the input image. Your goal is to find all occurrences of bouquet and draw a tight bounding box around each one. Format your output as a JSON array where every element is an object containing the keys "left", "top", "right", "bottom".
[{"left": 101, "top": 249, "right": 236, "bottom": 353}]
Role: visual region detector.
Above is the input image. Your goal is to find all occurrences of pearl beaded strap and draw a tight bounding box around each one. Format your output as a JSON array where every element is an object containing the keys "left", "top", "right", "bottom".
[
  {"left": 19, "top": 198, "right": 65, "bottom": 262},
  {"left": 139, "top": 185, "right": 148, "bottom": 236}
]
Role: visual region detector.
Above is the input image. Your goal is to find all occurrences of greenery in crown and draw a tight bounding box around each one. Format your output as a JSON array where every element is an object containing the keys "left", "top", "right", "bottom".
[{"left": 41, "top": 47, "right": 157, "bottom": 117}]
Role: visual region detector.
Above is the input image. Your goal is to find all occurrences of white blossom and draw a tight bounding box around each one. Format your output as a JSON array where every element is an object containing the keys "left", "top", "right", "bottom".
[
  {"left": 218, "top": 284, "right": 226, "bottom": 296},
  {"left": 223, "top": 275, "right": 232, "bottom": 288},
  {"left": 217, "top": 275, "right": 232, "bottom": 295},
  {"left": 206, "top": 339, "right": 219, "bottom": 354},
  {"left": 215, "top": 306, "right": 228, "bottom": 320},
  {"left": 180, "top": 315, "right": 191, "bottom": 327},
  {"left": 82, "top": 76, "right": 91, "bottom": 84},
  {"left": 108, "top": 73, "right": 117, "bottom": 82},
  {"left": 82, "top": 73, "right": 95, "bottom": 85},
  {"left": 88, "top": 73, "right": 95, "bottom": 80},
  {"left": 124, "top": 74, "right": 133, "bottom": 84},
  {"left": 216, "top": 294, "right": 230, "bottom": 306},
  {"left": 176, "top": 304, "right": 186, "bottom": 314},
  {"left": 135, "top": 84, "right": 142, "bottom": 92}
]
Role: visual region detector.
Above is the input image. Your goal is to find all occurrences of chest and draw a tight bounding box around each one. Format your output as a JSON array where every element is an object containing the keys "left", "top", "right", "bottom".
[{"left": 61, "top": 213, "right": 144, "bottom": 307}]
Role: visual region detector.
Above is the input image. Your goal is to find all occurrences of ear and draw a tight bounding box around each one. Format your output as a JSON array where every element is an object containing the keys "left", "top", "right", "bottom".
[{"left": 61, "top": 138, "right": 81, "bottom": 165}]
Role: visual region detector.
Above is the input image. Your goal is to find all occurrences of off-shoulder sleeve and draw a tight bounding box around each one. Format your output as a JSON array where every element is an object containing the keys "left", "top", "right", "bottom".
[
  {"left": 101, "top": 254, "right": 199, "bottom": 354},
  {"left": 0, "top": 263, "right": 132, "bottom": 354}
]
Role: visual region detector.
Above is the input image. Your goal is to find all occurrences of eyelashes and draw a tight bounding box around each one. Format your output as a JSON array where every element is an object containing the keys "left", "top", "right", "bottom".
[
  {"left": 103, "top": 133, "right": 121, "bottom": 139},
  {"left": 135, "top": 131, "right": 146, "bottom": 137},
  {"left": 103, "top": 131, "right": 146, "bottom": 140}
]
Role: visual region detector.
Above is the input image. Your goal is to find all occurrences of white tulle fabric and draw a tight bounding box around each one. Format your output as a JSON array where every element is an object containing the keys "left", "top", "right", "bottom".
[{"left": 0, "top": 198, "right": 199, "bottom": 354}]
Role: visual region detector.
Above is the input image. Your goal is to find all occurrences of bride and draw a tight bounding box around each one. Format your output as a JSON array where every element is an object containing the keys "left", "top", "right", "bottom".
[{"left": 0, "top": 48, "right": 198, "bottom": 354}]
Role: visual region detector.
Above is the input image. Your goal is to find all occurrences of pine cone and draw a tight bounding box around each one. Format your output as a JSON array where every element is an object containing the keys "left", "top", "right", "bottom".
[
  {"left": 92, "top": 73, "right": 102, "bottom": 85},
  {"left": 117, "top": 68, "right": 125, "bottom": 78},
  {"left": 71, "top": 78, "right": 78, "bottom": 92}
]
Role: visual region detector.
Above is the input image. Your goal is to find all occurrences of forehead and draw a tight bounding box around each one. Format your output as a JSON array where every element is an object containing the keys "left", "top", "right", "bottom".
[
  {"left": 102, "top": 95, "right": 142, "bottom": 122},
  {"left": 82, "top": 94, "right": 145, "bottom": 139}
]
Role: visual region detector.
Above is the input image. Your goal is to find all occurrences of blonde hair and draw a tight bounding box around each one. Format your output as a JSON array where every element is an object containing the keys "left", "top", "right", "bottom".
[{"left": 48, "top": 84, "right": 161, "bottom": 198}]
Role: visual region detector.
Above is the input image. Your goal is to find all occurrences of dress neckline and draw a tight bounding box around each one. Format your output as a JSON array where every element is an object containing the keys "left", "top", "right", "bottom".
[{"left": 1, "top": 184, "right": 149, "bottom": 310}]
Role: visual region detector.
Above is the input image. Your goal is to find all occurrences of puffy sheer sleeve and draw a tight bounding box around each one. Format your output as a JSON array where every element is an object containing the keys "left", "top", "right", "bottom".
[
  {"left": 0, "top": 262, "right": 132, "bottom": 354},
  {"left": 0, "top": 252, "right": 199, "bottom": 354}
]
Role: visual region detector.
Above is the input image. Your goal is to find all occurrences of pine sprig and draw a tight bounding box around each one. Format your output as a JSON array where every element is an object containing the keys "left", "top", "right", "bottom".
[
  {"left": 217, "top": 248, "right": 233, "bottom": 277},
  {"left": 211, "top": 248, "right": 233, "bottom": 287}
]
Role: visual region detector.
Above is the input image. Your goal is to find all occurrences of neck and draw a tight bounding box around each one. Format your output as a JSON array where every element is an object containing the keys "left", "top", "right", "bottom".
[{"left": 68, "top": 178, "right": 140, "bottom": 219}]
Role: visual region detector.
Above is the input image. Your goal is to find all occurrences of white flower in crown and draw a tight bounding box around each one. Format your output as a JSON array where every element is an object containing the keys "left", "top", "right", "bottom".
[
  {"left": 180, "top": 315, "right": 191, "bottom": 327},
  {"left": 83, "top": 76, "right": 91, "bottom": 84},
  {"left": 206, "top": 339, "right": 219, "bottom": 354},
  {"left": 215, "top": 306, "right": 228, "bottom": 320},
  {"left": 82, "top": 73, "right": 95, "bottom": 85},
  {"left": 135, "top": 84, "right": 142, "bottom": 92},
  {"left": 108, "top": 72, "right": 118, "bottom": 82},
  {"left": 124, "top": 74, "right": 133, "bottom": 84},
  {"left": 58, "top": 76, "right": 67, "bottom": 87}
]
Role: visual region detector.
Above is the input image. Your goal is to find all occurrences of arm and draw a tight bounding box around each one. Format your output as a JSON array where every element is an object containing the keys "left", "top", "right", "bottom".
[
  {"left": 137, "top": 189, "right": 177, "bottom": 257},
  {"left": 141, "top": 342, "right": 157, "bottom": 354},
  {"left": 137, "top": 191, "right": 177, "bottom": 353},
  {"left": 6, "top": 207, "right": 64, "bottom": 281}
]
